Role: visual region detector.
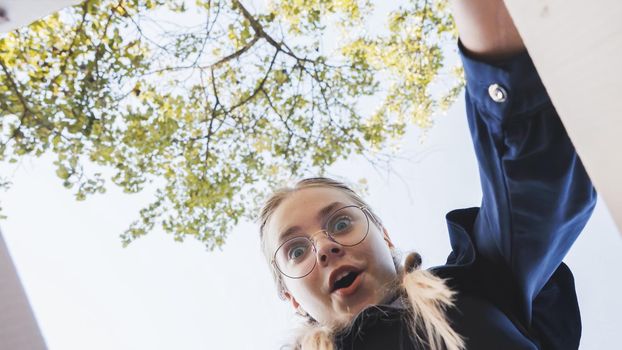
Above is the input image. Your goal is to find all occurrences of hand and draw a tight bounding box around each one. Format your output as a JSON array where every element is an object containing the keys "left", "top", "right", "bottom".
[{"left": 450, "top": 0, "right": 526, "bottom": 61}]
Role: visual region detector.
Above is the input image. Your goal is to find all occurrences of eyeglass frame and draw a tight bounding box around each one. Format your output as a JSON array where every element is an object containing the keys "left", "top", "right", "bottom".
[{"left": 270, "top": 204, "right": 372, "bottom": 280}]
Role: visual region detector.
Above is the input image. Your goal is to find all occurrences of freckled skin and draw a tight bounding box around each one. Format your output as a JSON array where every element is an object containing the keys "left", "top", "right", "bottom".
[{"left": 265, "top": 187, "right": 398, "bottom": 327}]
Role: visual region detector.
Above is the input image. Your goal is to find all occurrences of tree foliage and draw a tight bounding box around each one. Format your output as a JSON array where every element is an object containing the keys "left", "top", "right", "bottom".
[{"left": 0, "top": 0, "right": 462, "bottom": 249}]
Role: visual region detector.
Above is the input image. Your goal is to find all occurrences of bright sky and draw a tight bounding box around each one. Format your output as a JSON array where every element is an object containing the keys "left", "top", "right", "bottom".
[{"left": 2, "top": 2, "right": 622, "bottom": 349}]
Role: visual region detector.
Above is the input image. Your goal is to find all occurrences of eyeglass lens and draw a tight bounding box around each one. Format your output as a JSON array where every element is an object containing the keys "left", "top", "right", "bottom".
[{"left": 274, "top": 206, "right": 369, "bottom": 278}]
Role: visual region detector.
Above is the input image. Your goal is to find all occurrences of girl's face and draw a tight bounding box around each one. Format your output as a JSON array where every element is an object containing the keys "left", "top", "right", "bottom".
[{"left": 264, "top": 187, "right": 398, "bottom": 326}]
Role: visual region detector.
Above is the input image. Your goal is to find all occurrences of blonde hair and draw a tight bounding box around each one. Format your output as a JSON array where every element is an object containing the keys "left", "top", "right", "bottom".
[{"left": 259, "top": 177, "right": 465, "bottom": 350}]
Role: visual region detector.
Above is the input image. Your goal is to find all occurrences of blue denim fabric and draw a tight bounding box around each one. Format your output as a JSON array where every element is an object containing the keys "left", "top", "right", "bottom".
[
  {"left": 335, "top": 42, "right": 596, "bottom": 350},
  {"left": 439, "top": 41, "right": 597, "bottom": 349},
  {"left": 459, "top": 39, "right": 596, "bottom": 321}
]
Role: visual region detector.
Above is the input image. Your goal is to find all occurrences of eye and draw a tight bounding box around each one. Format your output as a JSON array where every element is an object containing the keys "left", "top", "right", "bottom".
[
  {"left": 288, "top": 245, "right": 308, "bottom": 261},
  {"left": 331, "top": 216, "right": 352, "bottom": 234}
]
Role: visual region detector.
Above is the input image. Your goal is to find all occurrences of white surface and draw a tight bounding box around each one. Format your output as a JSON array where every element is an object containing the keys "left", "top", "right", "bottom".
[
  {"left": 503, "top": 0, "right": 622, "bottom": 235},
  {"left": 0, "top": 0, "right": 82, "bottom": 33},
  {"left": 0, "top": 230, "right": 47, "bottom": 350},
  {"left": 1, "top": 2, "right": 82, "bottom": 349},
  {"left": 1, "top": 91, "right": 621, "bottom": 349}
]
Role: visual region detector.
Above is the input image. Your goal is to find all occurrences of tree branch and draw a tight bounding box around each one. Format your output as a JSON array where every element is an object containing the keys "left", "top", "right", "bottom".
[
  {"left": 0, "top": 57, "right": 66, "bottom": 146},
  {"left": 226, "top": 49, "right": 278, "bottom": 114},
  {"left": 0, "top": 58, "right": 33, "bottom": 118},
  {"left": 58, "top": 1, "right": 89, "bottom": 77},
  {"left": 232, "top": 0, "right": 316, "bottom": 65},
  {"left": 200, "top": 34, "right": 259, "bottom": 69}
]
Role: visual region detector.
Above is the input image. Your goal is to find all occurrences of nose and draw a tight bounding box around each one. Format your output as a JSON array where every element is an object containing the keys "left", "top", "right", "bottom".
[{"left": 311, "top": 232, "right": 345, "bottom": 265}]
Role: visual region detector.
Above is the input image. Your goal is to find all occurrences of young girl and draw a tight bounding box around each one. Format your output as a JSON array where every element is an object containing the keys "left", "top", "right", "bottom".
[{"left": 258, "top": 1, "right": 596, "bottom": 349}]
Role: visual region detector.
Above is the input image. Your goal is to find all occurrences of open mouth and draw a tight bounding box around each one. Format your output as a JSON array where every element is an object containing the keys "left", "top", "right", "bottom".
[{"left": 332, "top": 271, "right": 360, "bottom": 292}]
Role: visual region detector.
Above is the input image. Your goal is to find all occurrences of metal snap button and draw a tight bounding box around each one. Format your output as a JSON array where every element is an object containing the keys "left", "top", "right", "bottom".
[{"left": 488, "top": 83, "right": 508, "bottom": 103}]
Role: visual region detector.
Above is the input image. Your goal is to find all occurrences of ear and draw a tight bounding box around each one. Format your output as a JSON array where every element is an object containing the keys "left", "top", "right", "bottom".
[
  {"left": 382, "top": 227, "right": 395, "bottom": 249},
  {"left": 283, "top": 290, "right": 301, "bottom": 311}
]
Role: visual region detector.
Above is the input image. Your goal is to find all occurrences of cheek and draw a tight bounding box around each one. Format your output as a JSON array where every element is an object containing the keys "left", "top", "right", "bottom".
[
  {"left": 363, "top": 234, "right": 397, "bottom": 274},
  {"left": 285, "top": 268, "right": 325, "bottom": 304},
  {"left": 285, "top": 271, "right": 336, "bottom": 322}
]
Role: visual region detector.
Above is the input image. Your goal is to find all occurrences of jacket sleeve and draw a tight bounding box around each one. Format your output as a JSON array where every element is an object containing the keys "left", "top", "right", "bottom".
[{"left": 458, "top": 41, "right": 597, "bottom": 321}]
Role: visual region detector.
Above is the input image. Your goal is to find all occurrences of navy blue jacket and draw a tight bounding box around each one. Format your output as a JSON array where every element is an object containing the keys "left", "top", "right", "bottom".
[{"left": 334, "top": 43, "right": 597, "bottom": 349}]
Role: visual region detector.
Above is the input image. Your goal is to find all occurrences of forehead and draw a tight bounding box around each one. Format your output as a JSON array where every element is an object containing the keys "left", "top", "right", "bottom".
[{"left": 265, "top": 186, "right": 355, "bottom": 247}]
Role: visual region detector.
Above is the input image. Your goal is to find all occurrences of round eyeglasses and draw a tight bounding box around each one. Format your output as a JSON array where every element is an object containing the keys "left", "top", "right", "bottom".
[{"left": 272, "top": 205, "right": 370, "bottom": 279}]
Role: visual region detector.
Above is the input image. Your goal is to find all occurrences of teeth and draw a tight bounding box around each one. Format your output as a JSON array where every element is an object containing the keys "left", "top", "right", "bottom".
[{"left": 336, "top": 271, "right": 349, "bottom": 281}]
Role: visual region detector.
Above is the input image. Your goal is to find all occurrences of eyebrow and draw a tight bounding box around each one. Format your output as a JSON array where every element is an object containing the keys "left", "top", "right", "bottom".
[{"left": 277, "top": 201, "right": 346, "bottom": 243}]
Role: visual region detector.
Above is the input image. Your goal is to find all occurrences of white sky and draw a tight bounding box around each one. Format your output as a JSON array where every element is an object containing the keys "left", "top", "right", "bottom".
[{"left": 2, "top": 90, "right": 621, "bottom": 349}]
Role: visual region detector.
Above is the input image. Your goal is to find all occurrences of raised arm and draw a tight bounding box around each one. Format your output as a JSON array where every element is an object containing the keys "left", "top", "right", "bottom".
[
  {"left": 447, "top": 0, "right": 597, "bottom": 332},
  {"left": 450, "top": 0, "right": 525, "bottom": 61}
]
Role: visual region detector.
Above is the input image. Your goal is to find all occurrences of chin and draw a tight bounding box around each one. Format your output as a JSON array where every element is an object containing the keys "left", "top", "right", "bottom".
[
  {"left": 332, "top": 276, "right": 395, "bottom": 324},
  {"left": 345, "top": 293, "right": 380, "bottom": 319}
]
